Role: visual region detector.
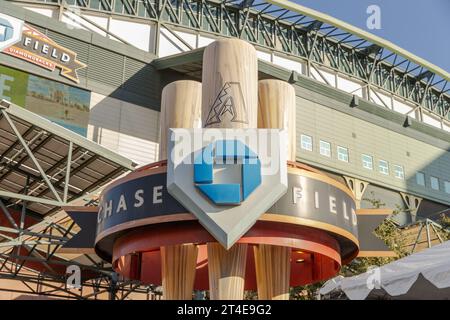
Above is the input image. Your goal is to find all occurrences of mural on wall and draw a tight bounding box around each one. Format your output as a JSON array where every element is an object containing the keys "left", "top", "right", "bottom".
[{"left": 0, "top": 65, "right": 90, "bottom": 136}]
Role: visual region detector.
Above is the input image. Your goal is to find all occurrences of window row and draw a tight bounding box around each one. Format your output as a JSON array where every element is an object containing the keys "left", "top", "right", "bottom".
[
  {"left": 300, "top": 134, "right": 450, "bottom": 194},
  {"left": 416, "top": 172, "right": 450, "bottom": 194},
  {"left": 300, "top": 134, "right": 405, "bottom": 179}
]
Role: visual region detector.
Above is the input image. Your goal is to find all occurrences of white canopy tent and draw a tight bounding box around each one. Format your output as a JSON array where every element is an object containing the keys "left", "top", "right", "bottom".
[{"left": 320, "top": 241, "right": 450, "bottom": 300}]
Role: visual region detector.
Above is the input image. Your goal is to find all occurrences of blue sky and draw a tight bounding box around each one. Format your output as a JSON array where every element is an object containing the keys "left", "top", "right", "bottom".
[{"left": 293, "top": 0, "right": 450, "bottom": 73}]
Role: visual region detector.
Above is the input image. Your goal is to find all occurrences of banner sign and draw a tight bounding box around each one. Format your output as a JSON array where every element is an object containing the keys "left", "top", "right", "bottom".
[
  {"left": 64, "top": 167, "right": 395, "bottom": 258},
  {"left": 272, "top": 173, "right": 358, "bottom": 238},
  {"left": 96, "top": 172, "right": 186, "bottom": 238},
  {"left": 0, "top": 13, "right": 86, "bottom": 83},
  {"left": 92, "top": 169, "right": 359, "bottom": 250}
]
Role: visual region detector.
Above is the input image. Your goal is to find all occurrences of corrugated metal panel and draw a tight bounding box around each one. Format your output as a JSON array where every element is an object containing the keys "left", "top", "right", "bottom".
[
  {"left": 87, "top": 93, "right": 160, "bottom": 165},
  {"left": 27, "top": 23, "right": 47, "bottom": 34},
  {"left": 87, "top": 93, "right": 121, "bottom": 151},
  {"left": 87, "top": 46, "right": 125, "bottom": 88},
  {"left": 123, "top": 57, "right": 160, "bottom": 99},
  {"left": 117, "top": 100, "right": 160, "bottom": 165}
]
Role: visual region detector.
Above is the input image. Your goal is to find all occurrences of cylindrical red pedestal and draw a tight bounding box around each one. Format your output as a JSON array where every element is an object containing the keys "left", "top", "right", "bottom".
[{"left": 94, "top": 161, "right": 359, "bottom": 290}]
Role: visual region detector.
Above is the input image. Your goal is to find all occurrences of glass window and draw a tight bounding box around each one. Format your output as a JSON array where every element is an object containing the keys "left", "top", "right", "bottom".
[
  {"left": 300, "top": 134, "right": 313, "bottom": 151},
  {"left": 319, "top": 140, "right": 331, "bottom": 157},
  {"left": 393, "top": 165, "right": 404, "bottom": 180},
  {"left": 416, "top": 172, "right": 425, "bottom": 186},
  {"left": 337, "top": 146, "right": 349, "bottom": 162},
  {"left": 362, "top": 154, "right": 373, "bottom": 170},
  {"left": 430, "top": 176, "right": 440, "bottom": 191},
  {"left": 378, "top": 160, "right": 389, "bottom": 175},
  {"left": 445, "top": 181, "right": 450, "bottom": 194}
]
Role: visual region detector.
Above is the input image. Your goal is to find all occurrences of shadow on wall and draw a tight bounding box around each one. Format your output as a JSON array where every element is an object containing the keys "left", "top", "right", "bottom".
[
  {"left": 87, "top": 64, "right": 193, "bottom": 165},
  {"left": 403, "top": 150, "right": 450, "bottom": 224},
  {"left": 292, "top": 84, "right": 450, "bottom": 227}
]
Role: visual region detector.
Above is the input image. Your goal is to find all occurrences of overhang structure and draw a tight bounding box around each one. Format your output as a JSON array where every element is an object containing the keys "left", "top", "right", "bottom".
[{"left": 0, "top": 100, "right": 147, "bottom": 300}]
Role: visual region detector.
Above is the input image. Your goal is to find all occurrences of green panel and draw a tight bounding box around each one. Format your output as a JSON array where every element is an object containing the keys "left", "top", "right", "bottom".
[{"left": 0, "top": 65, "right": 29, "bottom": 106}]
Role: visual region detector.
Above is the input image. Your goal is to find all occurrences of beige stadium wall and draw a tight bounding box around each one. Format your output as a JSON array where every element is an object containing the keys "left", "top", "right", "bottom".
[
  {"left": 294, "top": 91, "right": 450, "bottom": 206},
  {"left": 87, "top": 93, "right": 160, "bottom": 165},
  {"left": 10, "top": 3, "right": 450, "bottom": 204}
]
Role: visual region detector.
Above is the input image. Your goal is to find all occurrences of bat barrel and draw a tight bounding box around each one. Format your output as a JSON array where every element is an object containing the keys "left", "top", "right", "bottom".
[
  {"left": 159, "top": 80, "right": 202, "bottom": 300},
  {"left": 159, "top": 80, "right": 202, "bottom": 160},
  {"left": 202, "top": 38, "right": 257, "bottom": 300},
  {"left": 202, "top": 39, "right": 258, "bottom": 129},
  {"left": 258, "top": 79, "right": 296, "bottom": 161},
  {"left": 255, "top": 79, "right": 297, "bottom": 300}
]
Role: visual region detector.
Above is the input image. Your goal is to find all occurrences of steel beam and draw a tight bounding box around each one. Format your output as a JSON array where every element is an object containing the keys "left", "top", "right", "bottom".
[
  {"left": 11, "top": 0, "right": 448, "bottom": 122},
  {"left": 1, "top": 110, "right": 62, "bottom": 203}
]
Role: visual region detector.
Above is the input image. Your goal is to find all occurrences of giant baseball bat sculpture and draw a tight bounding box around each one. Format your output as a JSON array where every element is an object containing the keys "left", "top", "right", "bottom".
[
  {"left": 255, "top": 79, "right": 296, "bottom": 300},
  {"left": 159, "top": 80, "right": 202, "bottom": 300},
  {"left": 159, "top": 80, "right": 202, "bottom": 160},
  {"left": 257, "top": 80, "right": 296, "bottom": 162},
  {"left": 202, "top": 39, "right": 258, "bottom": 300},
  {"left": 202, "top": 39, "right": 258, "bottom": 129}
]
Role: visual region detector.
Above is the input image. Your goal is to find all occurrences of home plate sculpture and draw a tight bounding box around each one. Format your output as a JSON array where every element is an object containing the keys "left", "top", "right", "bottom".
[{"left": 64, "top": 38, "right": 363, "bottom": 300}]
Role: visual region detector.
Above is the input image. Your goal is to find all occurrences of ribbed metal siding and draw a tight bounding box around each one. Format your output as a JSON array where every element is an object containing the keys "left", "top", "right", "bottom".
[
  {"left": 295, "top": 94, "right": 450, "bottom": 206},
  {"left": 28, "top": 23, "right": 47, "bottom": 34},
  {"left": 123, "top": 57, "right": 160, "bottom": 100},
  {"left": 87, "top": 46, "right": 125, "bottom": 88}
]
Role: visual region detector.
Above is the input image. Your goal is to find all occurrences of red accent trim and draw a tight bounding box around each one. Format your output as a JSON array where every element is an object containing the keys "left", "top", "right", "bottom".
[
  {"left": 134, "top": 160, "right": 319, "bottom": 174},
  {"left": 135, "top": 160, "right": 167, "bottom": 172},
  {"left": 0, "top": 207, "right": 38, "bottom": 238},
  {"left": 112, "top": 220, "right": 341, "bottom": 288},
  {"left": 109, "top": 160, "right": 350, "bottom": 288}
]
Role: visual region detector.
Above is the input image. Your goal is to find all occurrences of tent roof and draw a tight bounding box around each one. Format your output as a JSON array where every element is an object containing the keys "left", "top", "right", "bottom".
[{"left": 320, "top": 240, "right": 450, "bottom": 300}]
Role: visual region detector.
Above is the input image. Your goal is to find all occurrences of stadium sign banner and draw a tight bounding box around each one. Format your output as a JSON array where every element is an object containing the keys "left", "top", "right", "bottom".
[
  {"left": 0, "top": 13, "right": 86, "bottom": 83},
  {"left": 92, "top": 170, "right": 358, "bottom": 244},
  {"left": 65, "top": 161, "right": 367, "bottom": 257}
]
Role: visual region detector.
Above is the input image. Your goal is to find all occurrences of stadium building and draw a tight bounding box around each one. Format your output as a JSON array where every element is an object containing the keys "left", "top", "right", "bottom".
[{"left": 0, "top": 0, "right": 448, "bottom": 299}]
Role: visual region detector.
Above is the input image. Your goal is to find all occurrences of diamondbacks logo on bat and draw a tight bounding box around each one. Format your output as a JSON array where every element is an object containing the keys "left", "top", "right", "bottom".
[{"left": 204, "top": 82, "right": 249, "bottom": 127}]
